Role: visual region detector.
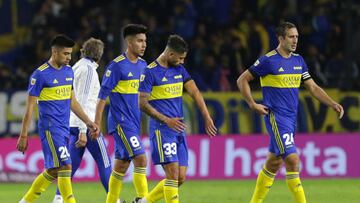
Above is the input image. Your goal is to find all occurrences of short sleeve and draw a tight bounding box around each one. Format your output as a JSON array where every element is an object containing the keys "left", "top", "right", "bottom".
[
  {"left": 139, "top": 68, "right": 154, "bottom": 93},
  {"left": 300, "top": 56, "right": 311, "bottom": 81},
  {"left": 98, "top": 62, "right": 121, "bottom": 99},
  {"left": 248, "top": 56, "right": 271, "bottom": 77},
  {"left": 181, "top": 66, "right": 192, "bottom": 83},
  {"left": 27, "top": 70, "right": 44, "bottom": 97}
]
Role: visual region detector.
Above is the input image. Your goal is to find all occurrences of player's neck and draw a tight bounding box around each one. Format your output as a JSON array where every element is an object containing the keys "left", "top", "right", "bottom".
[
  {"left": 125, "top": 50, "right": 138, "bottom": 63},
  {"left": 276, "top": 46, "right": 292, "bottom": 58},
  {"left": 48, "top": 58, "right": 62, "bottom": 69},
  {"left": 157, "top": 54, "right": 169, "bottom": 68}
]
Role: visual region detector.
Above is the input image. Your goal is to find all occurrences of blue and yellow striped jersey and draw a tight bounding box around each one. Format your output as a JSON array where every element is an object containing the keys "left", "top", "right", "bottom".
[
  {"left": 139, "top": 61, "right": 192, "bottom": 126},
  {"left": 249, "top": 50, "right": 311, "bottom": 116},
  {"left": 98, "top": 54, "right": 147, "bottom": 132},
  {"left": 28, "top": 62, "right": 74, "bottom": 130}
]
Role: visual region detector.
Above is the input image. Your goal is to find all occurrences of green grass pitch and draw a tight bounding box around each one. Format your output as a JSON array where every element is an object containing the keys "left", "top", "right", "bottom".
[{"left": 1, "top": 179, "right": 359, "bottom": 202}]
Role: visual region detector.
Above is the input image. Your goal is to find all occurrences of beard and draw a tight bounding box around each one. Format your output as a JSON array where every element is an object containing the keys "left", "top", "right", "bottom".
[{"left": 168, "top": 60, "right": 179, "bottom": 67}]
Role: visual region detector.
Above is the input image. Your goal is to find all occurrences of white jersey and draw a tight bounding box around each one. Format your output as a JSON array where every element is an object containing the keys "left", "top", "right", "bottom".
[{"left": 69, "top": 57, "right": 100, "bottom": 132}]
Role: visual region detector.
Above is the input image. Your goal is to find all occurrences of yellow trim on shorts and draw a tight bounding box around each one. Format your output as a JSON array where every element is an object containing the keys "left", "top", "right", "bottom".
[
  {"left": 270, "top": 112, "right": 285, "bottom": 154},
  {"left": 45, "top": 130, "right": 59, "bottom": 167},
  {"left": 117, "top": 124, "right": 133, "bottom": 157},
  {"left": 155, "top": 130, "right": 164, "bottom": 162}
]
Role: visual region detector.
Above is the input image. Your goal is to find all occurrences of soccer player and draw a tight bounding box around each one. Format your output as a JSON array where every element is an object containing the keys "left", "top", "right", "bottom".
[
  {"left": 237, "top": 22, "right": 344, "bottom": 203},
  {"left": 52, "top": 38, "right": 121, "bottom": 203},
  {"left": 94, "top": 24, "right": 149, "bottom": 203},
  {"left": 138, "top": 34, "right": 217, "bottom": 203},
  {"left": 16, "top": 34, "right": 100, "bottom": 203}
]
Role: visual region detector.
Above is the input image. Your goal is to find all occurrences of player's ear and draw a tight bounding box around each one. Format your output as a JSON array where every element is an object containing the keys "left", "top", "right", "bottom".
[
  {"left": 51, "top": 47, "right": 56, "bottom": 54},
  {"left": 278, "top": 35, "right": 284, "bottom": 42},
  {"left": 168, "top": 51, "right": 175, "bottom": 57}
]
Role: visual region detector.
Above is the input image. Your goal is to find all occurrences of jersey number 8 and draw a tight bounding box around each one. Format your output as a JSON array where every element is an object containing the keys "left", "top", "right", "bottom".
[{"left": 130, "top": 136, "right": 140, "bottom": 148}]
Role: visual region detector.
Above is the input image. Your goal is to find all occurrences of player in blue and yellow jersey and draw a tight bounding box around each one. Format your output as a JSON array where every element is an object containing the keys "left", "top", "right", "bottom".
[
  {"left": 16, "top": 35, "right": 99, "bottom": 203},
  {"left": 138, "top": 35, "right": 217, "bottom": 203},
  {"left": 237, "top": 22, "right": 344, "bottom": 203},
  {"left": 94, "top": 24, "right": 149, "bottom": 203}
]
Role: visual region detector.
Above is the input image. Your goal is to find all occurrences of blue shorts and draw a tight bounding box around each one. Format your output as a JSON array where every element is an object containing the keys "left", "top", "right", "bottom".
[
  {"left": 149, "top": 123, "right": 188, "bottom": 166},
  {"left": 111, "top": 124, "right": 145, "bottom": 160},
  {"left": 264, "top": 111, "right": 297, "bottom": 158},
  {"left": 39, "top": 126, "right": 71, "bottom": 169}
]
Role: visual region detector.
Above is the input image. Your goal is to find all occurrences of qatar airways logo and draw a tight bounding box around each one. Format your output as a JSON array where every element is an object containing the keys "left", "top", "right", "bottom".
[
  {"left": 55, "top": 86, "right": 71, "bottom": 97},
  {"left": 164, "top": 84, "right": 182, "bottom": 95},
  {"left": 130, "top": 81, "right": 139, "bottom": 89},
  {"left": 282, "top": 75, "right": 301, "bottom": 87}
]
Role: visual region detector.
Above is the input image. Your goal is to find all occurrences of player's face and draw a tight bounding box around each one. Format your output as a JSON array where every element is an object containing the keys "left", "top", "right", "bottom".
[
  {"left": 53, "top": 47, "right": 73, "bottom": 66},
  {"left": 281, "top": 28, "right": 298, "bottom": 52},
  {"left": 168, "top": 51, "right": 187, "bottom": 66},
  {"left": 128, "top": 33, "right": 147, "bottom": 57}
]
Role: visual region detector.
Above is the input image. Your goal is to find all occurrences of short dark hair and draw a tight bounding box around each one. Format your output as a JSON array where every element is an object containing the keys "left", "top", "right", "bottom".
[
  {"left": 166, "top": 34, "right": 188, "bottom": 53},
  {"left": 50, "top": 34, "right": 75, "bottom": 48},
  {"left": 275, "top": 22, "right": 296, "bottom": 37},
  {"left": 123, "top": 24, "right": 148, "bottom": 38}
]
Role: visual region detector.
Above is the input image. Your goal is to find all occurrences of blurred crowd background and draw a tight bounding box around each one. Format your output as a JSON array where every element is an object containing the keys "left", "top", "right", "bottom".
[{"left": 1, "top": 0, "right": 360, "bottom": 92}]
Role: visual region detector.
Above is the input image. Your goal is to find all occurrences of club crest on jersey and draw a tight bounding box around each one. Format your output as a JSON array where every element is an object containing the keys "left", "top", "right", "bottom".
[
  {"left": 66, "top": 77, "right": 73, "bottom": 81},
  {"left": 31, "top": 78, "right": 36, "bottom": 85},
  {"left": 106, "top": 70, "right": 111, "bottom": 77},
  {"left": 294, "top": 66, "right": 302, "bottom": 70},
  {"left": 174, "top": 75, "right": 182, "bottom": 79},
  {"left": 254, "top": 60, "right": 260, "bottom": 66}
]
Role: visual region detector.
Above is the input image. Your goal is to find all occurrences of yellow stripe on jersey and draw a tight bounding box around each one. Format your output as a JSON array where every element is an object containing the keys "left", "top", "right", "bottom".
[
  {"left": 38, "top": 85, "right": 72, "bottom": 101},
  {"left": 45, "top": 131, "right": 60, "bottom": 167},
  {"left": 155, "top": 130, "right": 164, "bottom": 162},
  {"left": 113, "top": 55, "right": 125, "bottom": 62},
  {"left": 260, "top": 74, "right": 302, "bottom": 88},
  {"left": 37, "top": 63, "right": 49, "bottom": 71},
  {"left": 265, "top": 50, "right": 277, "bottom": 57},
  {"left": 147, "top": 62, "right": 157, "bottom": 68},
  {"left": 149, "top": 82, "right": 183, "bottom": 100},
  {"left": 112, "top": 79, "right": 139, "bottom": 94}
]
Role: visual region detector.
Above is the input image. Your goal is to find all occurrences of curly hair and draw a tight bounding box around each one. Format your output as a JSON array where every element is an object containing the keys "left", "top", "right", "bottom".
[{"left": 81, "top": 38, "right": 104, "bottom": 62}]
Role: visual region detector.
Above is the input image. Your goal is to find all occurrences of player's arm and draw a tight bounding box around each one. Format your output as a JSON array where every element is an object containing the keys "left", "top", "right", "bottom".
[
  {"left": 184, "top": 80, "right": 217, "bottom": 136},
  {"left": 16, "top": 95, "right": 37, "bottom": 153},
  {"left": 139, "top": 92, "right": 186, "bottom": 132},
  {"left": 70, "top": 91, "right": 100, "bottom": 136},
  {"left": 237, "top": 70, "right": 268, "bottom": 115},
  {"left": 73, "top": 67, "right": 93, "bottom": 134},
  {"left": 73, "top": 67, "right": 92, "bottom": 147},
  {"left": 94, "top": 99, "right": 106, "bottom": 127},
  {"left": 303, "top": 79, "right": 344, "bottom": 118}
]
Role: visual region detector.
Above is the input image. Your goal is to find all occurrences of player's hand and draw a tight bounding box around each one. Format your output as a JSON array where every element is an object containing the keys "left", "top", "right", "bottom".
[
  {"left": 75, "top": 132, "right": 87, "bottom": 148},
  {"left": 16, "top": 134, "right": 28, "bottom": 154},
  {"left": 164, "top": 117, "right": 187, "bottom": 133},
  {"left": 204, "top": 116, "right": 217, "bottom": 137},
  {"left": 332, "top": 102, "right": 344, "bottom": 119},
  {"left": 250, "top": 103, "right": 269, "bottom": 115},
  {"left": 87, "top": 122, "right": 100, "bottom": 140}
]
